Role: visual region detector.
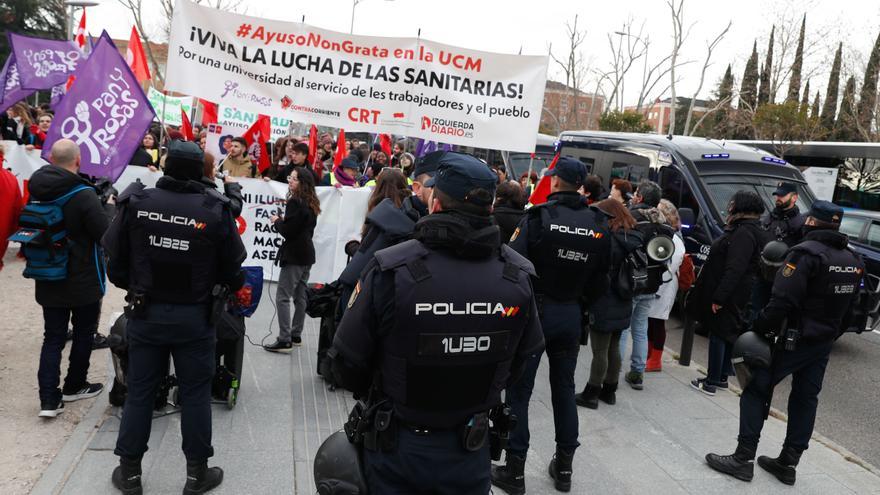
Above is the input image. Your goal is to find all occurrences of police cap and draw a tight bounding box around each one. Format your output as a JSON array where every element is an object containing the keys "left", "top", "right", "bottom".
[
  {"left": 411, "top": 150, "right": 446, "bottom": 180},
  {"left": 808, "top": 200, "right": 844, "bottom": 224},
  {"left": 165, "top": 139, "right": 204, "bottom": 181},
  {"left": 772, "top": 181, "right": 798, "bottom": 196},
  {"left": 424, "top": 152, "right": 497, "bottom": 206},
  {"left": 544, "top": 157, "right": 587, "bottom": 186}
]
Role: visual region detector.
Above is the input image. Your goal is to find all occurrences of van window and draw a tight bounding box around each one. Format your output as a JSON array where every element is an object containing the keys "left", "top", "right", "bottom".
[
  {"left": 868, "top": 222, "right": 880, "bottom": 248},
  {"left": 703, "top": 175, "right": 812, "bottom": 221},
  {"left": 839, "top": 216, "right": 867, "bottom": 240},
  {"left": 659, "top": 166, "right": 701, "bottom": 218}
]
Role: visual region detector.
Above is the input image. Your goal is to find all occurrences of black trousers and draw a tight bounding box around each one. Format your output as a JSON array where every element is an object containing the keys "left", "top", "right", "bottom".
[
  {"left": 738, "top": 340, "right": 833, "bottom": 455},
  {"left": 38, "top": 301, "right": 101, "bottom": 403},
  {"left": 115, "top": 303, "right": 216, "bottom": 462},
  {"left": 363, "top": 427, "right": 490, "bottom": 495}
]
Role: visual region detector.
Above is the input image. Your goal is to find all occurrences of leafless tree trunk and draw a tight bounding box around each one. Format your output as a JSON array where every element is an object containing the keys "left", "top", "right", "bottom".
[
  {"left": 767, "top": 0, "right": 835, "bottom": 101},
  {"left": 667, "top": 0, "right": 689, "bottom": 135},
  {"left": 604, "top": 19, "right": 648, "bottom": 112},
  {"left": 549, "top": 15, "right": 589, "bottom": 128},
  {"left": 689, "top": 95, "right": 733, "bottom": 135},
  {"left": 684, "top": 21, "right": 732, "bottom": 135}
]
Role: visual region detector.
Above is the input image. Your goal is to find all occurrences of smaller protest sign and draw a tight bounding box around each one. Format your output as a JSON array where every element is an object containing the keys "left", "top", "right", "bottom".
[
  {"left": 8, "top": 33, "right": 83, "bottom": 90},
  {"left": 41, "top": 32, "right": 155, "bottom": 181},
  {"left": 0, "top": 55, "right": 36, "bottom": 113},
  {"left": 147, "top": 86, "right": 193, "bottom": 127}
]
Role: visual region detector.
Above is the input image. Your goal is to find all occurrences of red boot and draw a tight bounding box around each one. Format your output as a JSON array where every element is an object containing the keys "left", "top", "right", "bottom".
[{"left": 645, "top": 346, "right": 662, "bottom": 372}]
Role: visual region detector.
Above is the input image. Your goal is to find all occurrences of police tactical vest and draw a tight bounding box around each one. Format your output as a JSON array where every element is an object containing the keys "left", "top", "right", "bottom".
[
  {"left": 126, "top": 185, "right": 229, "bottom": 304},
  {"left": 373, "top": 239, "right": 535, "bottom": 429},
  {"left": 792, "top": 239, "right": 864, "bottom": 342},
  {"left": 529, "top": 201, "right": 608, "bottom": 301}
]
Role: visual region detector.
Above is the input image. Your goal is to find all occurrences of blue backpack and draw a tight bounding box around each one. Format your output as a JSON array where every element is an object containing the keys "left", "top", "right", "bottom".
[{"left": 9, "top": 184, "right": 92, "bottom": 281}]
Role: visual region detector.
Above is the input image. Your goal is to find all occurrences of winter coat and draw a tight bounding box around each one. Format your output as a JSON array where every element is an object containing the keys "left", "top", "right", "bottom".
[
  {"left": 647, "top": 232, "right": 686, "bottom": 320},
  {"left": 27, "top": 165, "right": 112, "bottom": 308},
  {"left": 689, "top": 217, "right": 764, "bottom": 343},
  {"left": 0, "top": 167, "right": 22, "bottom": 270},
  {"left": 219, "top": 155, "right": 256, "bottom": 178},
  {"left": 274, "top": 196, "right": 317, "bottom": 266},
  {"left": 492, "top": 204, "right": 524, "bottom": 244},
  {"left": 129, "top": 146, "right": 156, "bottom": 167},
  {"left": 587, "top": 228, "right": 644, "bottom": 333},
  {"left": 0, "top": 114, "right": 32, "bottom": 145}
]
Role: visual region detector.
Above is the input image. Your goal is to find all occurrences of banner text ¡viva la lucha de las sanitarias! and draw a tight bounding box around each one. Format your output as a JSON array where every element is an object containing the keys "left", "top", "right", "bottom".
[{"left": 164, "top": 0, "right": 548, "bottom": 152}]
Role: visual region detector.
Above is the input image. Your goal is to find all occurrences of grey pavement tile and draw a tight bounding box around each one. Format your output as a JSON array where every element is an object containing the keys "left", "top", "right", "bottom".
[
  {"left": 680, "top": 472, "right": 857, "bottom": 495},
  {"left": 58, "top": 450, "right": 122, "bottom": 495},
  {"left": 832, "top": 471, "right": 880, "bottom": 494}
]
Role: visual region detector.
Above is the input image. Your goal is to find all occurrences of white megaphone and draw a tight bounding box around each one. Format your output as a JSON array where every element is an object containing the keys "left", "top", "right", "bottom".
[{"left": 646, "top": 236, "right": 675, "bottom": 262}]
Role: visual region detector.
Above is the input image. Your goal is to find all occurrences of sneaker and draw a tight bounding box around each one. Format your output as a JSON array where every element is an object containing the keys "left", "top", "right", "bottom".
[
  {"left": 291, "top": 336, "right": 302, "bottom": 346},
  {"left": 92, "top": 332, "right": 110, "bottom": 350},
  {"left": 690, "top": 378, "right": 716, "bottom": 396},
  {"left": 716, "top": 378, "right": 730, "bottom": 389},
  {"left": 263, "top": 340, "right": 292, "bottom": 353},
  {"left": 625, "top": 371, "right": 644, "bottom": 390},
  {"left": 39, "top": 400, "right": 65, "bottom": 418},
  {"left": 62, "top": 383, "right": 104, "bottom": 402}
]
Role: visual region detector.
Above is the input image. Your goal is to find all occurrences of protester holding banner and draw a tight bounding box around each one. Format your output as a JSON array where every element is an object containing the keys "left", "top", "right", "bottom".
[
  {"left": 265, "top": 167, "right": 321, "bottom": 352},
  {"left": 219, "top": 137, "right": 256, "bottom": 178},
  {"left": 273, "top": 141, "right": 310, "bottom": 184},
  {"left": 331, "top": 157, "right": 362, "bottom": 188},
  {"left": 130, "top": 132, "right": 158, "bottom": 168}
]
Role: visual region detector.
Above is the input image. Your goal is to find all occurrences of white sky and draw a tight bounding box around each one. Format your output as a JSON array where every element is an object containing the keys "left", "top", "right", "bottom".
[{"left": 83, "top": 0, "right": 880, "bottom": 107}]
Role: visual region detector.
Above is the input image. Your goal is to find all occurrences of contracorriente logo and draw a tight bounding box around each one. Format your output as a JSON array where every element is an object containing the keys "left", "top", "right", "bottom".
[{"left": 415, "top": 302, "right": 520, "bottom": 317}]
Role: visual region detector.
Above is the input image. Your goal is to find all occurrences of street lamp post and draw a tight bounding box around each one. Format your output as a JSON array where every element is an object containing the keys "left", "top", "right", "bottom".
[
  {"left": 350, "top": 0, "right": 395, "bottom": 34},
  {"left": 65, "top": 0, "right": 99, "bottom": 40}
]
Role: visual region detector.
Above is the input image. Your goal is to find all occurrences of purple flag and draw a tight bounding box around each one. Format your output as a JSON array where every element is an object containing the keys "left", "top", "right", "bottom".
[
  {"left": 8, "top": 32, "right": 83, "bottom": 90},
  {"left": 41, "top": 32, "right": 155, "bottom": 181},
  {"left": 49, "top": 83, "right": 66, "bottom": 108},
  {"left": 0, "top": 55, "right": 36, "bottom": 113}
]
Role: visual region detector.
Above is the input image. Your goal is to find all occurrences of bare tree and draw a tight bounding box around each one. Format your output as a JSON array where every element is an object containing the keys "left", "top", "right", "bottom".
[
  {"left": 117, "top": 0, "right": 165, "bottom": 85},
  {"left": 159, "top": 0, "right": 244, "bottom": 41},
  {"left": 683, "top": 20, "right": 732, "bottom": 135},
  {"left": 667, "top": 0, "right": 693, "bottom": 135},
  {"left": 604, "top": 19, "right": 648, "bottom": 112},
  {"left": 634, "top": 47, "right": 675, "bottom": 112},
  {"left": 689, "top": 95, "right": 734, "bottom": 136},
  {"left": 766, "top": 0, "right": 836, "bottom": 101},
  {"left": 549, "top": 15, "right": 589, "bottom": 128}
]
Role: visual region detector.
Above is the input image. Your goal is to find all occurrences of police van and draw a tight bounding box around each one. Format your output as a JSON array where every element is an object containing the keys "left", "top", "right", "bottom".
[{"left": 555, "top": 131, "right": 816, "bottom": 263}]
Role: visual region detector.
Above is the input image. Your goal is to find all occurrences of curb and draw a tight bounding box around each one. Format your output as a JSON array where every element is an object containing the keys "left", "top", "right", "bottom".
[
  {"left": 30, "top": 352, "right": 113, "bottom": 495},
  {"left": 666, "top": 346, "right": 880, "bottom": 478}
]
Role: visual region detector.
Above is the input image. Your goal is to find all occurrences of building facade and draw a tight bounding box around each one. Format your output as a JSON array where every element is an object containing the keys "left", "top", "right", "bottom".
[{"left": 541, "top": 80, "right": 605, "bottom": 134}]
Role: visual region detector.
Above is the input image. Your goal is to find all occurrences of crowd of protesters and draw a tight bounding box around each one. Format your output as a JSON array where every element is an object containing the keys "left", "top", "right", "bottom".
[{"left": 0, "top": 97, "right": 812, "bottom": 434}]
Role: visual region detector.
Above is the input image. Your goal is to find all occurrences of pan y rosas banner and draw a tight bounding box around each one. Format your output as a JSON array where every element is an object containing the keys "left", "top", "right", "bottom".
[{"left": 165, "top": 0, "right": 548, "bottom": 152}]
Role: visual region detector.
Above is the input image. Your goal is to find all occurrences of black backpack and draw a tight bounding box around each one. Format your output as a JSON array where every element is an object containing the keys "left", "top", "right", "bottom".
[{"left": 631, "top": 220, "right": 676, "bottom": 295}]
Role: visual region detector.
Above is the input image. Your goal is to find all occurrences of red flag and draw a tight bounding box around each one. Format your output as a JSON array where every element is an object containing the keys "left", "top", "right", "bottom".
[
  {"left": 379, "top": 133, "right": 393, "bottom": 159},
  {"left": 200, "top": 99, "right": 218, "bottom": 126},
  {"left": 74, "top": 10, "right": 87, "bottom": 51},
  {"left": 180, "top": 109, "right": 194, "bottom": 141},
  {"left": 333, "top": 128, "right": 346, "bottom": 171},
  {"left": 528, "top": 153, "right": 559, "bottom": 205},
  {"left": 125, "top": 26, "right": 151, "bottom": 83},
  {"left": 242, "top": 114, "right": 272, "bottom": 173},
  {"left": 307, "top": 125, "right": 318, "bottom": 165}
]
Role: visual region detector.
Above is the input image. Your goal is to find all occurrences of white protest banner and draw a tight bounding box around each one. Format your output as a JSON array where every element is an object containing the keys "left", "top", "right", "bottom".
[
  {"left": 147, "top": 86, "right": 193, "bottom": 126},
  {"left": 166, "top": 0, "right": 548, "bottom": 152},
  {"left": 236, "top": 179, "right": 370, "bottom": 283},
  {"left": 218, "top": 105, "right": 291, "bottom": 139},
  {"left": 802, "top": 167, "right": 839, "bottom": 202}
]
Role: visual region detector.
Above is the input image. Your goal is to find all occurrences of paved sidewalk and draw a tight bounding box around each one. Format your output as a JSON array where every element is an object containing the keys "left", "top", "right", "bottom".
[{"left": 32, "top": 288, "right": 880, "bottom": 494}]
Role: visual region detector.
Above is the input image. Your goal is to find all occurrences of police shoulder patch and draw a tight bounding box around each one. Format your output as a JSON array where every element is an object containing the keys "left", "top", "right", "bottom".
[
  {"left": 347, "top": 280, "right": 361, "bottom": 309},
  {"left": 510, "top": 227, "right": 521, "bottom": 243},
  {"left": 782, "top": 262, "right": 796, "bottom": 277}
]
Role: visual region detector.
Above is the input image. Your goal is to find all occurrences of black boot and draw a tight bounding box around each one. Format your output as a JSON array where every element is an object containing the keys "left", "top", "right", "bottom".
[
  {"left": 182, "top": 461, "right": 223, "bottom": 495},
  {"left": 491, "top": 452, "right": 526, "bottom": 495},
  {"left": 705, "top": 444, "right": 755, "bottom": 482},
  {"left": 111, "top": 457, "right": 143, "bottom": 495},
  {"left": 598, "top": 382, "right": 617, "bottom": 405},
  {"left": 548, "top": 448, "right": 574, "bottom": 492},
  {"left": 575, "top": 384, "right": 601, "bottom": 409},
  {"left": 757, "top": 446, "right": 800, "bottom": 485}
]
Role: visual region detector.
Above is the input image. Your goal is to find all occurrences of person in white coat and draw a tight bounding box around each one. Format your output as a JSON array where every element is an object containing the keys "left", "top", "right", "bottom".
[{"left": 646, "top": 199, "right": 686, "bottom": 372}]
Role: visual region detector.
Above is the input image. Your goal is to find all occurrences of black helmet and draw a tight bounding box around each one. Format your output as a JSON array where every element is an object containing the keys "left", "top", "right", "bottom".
[
  {"left": 313, "top": 431, "right": 367, "bottom": 495},
  {"left": 165, "top": 139, "right": 205, "bottom": 181},
  {"left": 731, "top": 331, "right": 772, "bottom": 390},
  {"left": 760, "top": 240, "right": 789, "bottom": 280}
]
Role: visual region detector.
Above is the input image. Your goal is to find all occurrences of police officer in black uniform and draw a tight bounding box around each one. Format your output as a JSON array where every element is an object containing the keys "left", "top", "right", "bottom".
[
  {"left": 328, "top": 152, "right": 545, "bottom": 494},
  {"left": 750, "top": 181, "right": 809, "bottom": 321},
  {"left": 706, "top": 201, "right": 865, "bottom": 486},
  {"left": 493, "top": 157, "right": 612, "bottom": 494},
  {"left": 103, "top": 140, "right": 246, "bottom": 495}
]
